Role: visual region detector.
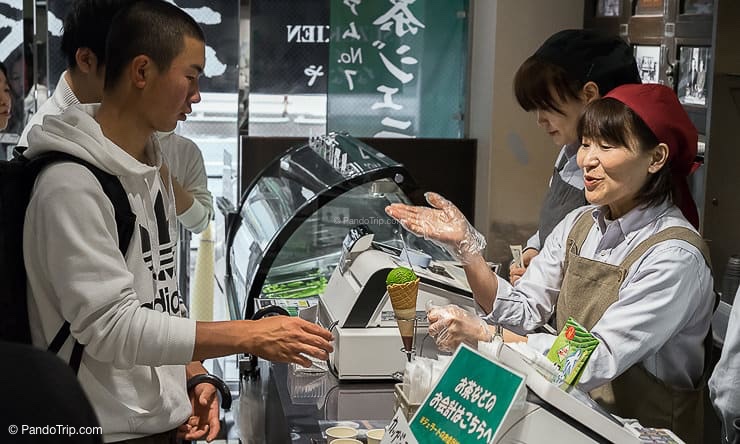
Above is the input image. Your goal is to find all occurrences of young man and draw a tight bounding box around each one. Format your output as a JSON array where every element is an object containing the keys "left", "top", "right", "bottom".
[
  {"left": 19, "top": 0, "right": 212, "bottom": 235},
  {"left": 23, "top": 2, "right": 333, "bottom": 442}
]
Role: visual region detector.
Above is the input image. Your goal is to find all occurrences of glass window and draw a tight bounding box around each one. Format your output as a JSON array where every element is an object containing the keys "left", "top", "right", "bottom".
[{"left": 246, "top": 0, "right": 469, "bottom": 139}]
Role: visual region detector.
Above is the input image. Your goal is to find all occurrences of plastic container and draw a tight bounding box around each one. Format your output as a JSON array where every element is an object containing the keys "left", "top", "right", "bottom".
[{"left": 393, "top": 383, "right": 421, "bottom": 420}]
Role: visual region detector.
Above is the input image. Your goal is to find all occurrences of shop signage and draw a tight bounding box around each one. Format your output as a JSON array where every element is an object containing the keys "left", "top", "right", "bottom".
[
  {"left": 328, "top": 0, "right": 468, "bottom": 138},
  {"left": 250, "top": 0, "right": 329, "bottom": 94},
  {"left": 380, "top": 408, "right": 419, "bottom": 444},
  {"left": 47, "top": 0, "right": 238, "bottom": 94},
  {"left": 409, "top": 345, "right": 525, "bottom": 444}
]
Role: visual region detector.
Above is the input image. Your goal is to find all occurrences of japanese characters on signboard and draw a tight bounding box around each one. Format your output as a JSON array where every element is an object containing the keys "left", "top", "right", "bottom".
[
  {"left": 328, "top": 0, "right": 468, "bottom": 138},
  {"left": 250, "top": 0, "right": 329, "bottom": 95},
  {"left": 408, "top": 345, "right": 525, "bottom": 444}
]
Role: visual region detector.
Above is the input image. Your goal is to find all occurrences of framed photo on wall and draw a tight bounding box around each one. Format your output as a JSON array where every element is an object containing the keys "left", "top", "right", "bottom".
[
  {"left": 681, "top": 0, "right": 714, "bottom": 15},
  {"left": 597, "top": 0, "right": 621, "bottom": 17},
  {"left": 633, "top": 45, "right": 661, "bottom": 84},
  {"left": 678, "top": 46, "right": 710, "bottom": 106},
  {"left": 633, "top": 0, "right": 664, "bottom": 15}
]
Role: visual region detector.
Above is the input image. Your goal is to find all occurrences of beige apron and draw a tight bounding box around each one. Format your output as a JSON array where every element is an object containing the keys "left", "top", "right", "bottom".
[{"left": 556, "top": 211, "right": 712, "bottom": 444}]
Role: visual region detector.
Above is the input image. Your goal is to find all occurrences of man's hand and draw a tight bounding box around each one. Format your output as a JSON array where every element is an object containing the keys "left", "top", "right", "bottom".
[
  {"left": 509, "top": 248, "right": 539, "bottom": 284},
  {"left": 248, "top": 316, "right": 334, "bottom": 368},
  {"left": 178, "top": 381, "right": 220, "bottom": 442}
]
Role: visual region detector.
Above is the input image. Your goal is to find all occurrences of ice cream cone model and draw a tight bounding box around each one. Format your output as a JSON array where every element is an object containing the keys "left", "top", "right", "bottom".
[{"left": 386, "top": 267, "right": 420, "bottom": 355}]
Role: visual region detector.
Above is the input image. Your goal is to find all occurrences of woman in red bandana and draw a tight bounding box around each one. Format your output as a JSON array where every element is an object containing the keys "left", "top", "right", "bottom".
[{"left": 387, "top": 84, "right": 713, "bottom": 443}]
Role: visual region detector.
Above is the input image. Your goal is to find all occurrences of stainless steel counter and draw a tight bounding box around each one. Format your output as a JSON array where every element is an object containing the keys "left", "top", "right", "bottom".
[{"left": 238, "top": 360, "right": 396, "bottom": 443}]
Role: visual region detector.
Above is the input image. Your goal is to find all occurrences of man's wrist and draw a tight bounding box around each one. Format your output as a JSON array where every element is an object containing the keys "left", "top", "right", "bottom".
[{"left": 186, "top": 373, "right": 232, "bottom": 410}]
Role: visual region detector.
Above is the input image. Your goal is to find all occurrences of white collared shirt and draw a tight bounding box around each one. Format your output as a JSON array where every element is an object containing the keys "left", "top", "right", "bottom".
[
  {"left": 709, "top": 288, "right": 740, "bottom": 444},
  {"left": 486, "top": 201, "right": 714, "bottom": 391},
  {"left": 19, "top": 71, "right": 80, "bottom": 148}
]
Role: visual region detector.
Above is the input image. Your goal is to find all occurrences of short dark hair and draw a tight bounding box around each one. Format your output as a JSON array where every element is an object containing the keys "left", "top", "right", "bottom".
[
  {"left": 578, "top": 97, "right": 673, "bottom": 209},
  {"left": 514, "top": 58, "right": 583, "bottom": 114},
  {"left": 514, "top": 29, "right": 640, "bottom": 115},
  {"left": 103, "top": 0, "right": 205, "bottom": 91},
  {"left": 0, "top": 62, "right": 7, "bottom": 80},
  {"left": 60, "top": 0, "right": 133, "bottom": 70}
]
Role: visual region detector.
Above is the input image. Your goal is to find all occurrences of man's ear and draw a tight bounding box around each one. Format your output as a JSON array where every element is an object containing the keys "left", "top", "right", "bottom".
[
  {"left": 74, "top": 48, "right": 98, "bottom": 74},
  {"left": 582, "top": 81, "right": 601, "bottom": 103},
  {"left": 648, "top": 143, "right": 670, "bottom": 173},
  {"left": 130, "top": 55, "right": 153, "bottom": 89}
]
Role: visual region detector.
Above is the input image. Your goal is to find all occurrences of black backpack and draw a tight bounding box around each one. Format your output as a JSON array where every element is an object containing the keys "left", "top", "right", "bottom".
[{"left": 0, "top": 151, "right": 135, "bottom": 372}]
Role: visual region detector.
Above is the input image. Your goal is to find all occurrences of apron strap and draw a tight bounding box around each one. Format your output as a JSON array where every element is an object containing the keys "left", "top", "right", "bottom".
[
  {"left": 617, "top": 227, "right": 712, "bottom": 282},
  {"left": 563, "top": 210, "right": 595, "bottom": 271},
  {"left": 617, "top": 226, "right": 716, "bottom": 386}
]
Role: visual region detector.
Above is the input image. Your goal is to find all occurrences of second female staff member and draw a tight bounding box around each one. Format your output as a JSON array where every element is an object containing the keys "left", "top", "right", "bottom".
[{"left": 386, "top": 84, "right": 713, "bottom": 443}]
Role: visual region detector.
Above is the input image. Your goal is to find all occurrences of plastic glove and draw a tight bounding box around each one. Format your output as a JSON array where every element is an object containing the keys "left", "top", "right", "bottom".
[
  {"left": 385, "top": 192, "right": 486, "bottom": 264},
  {"left": 427, "top": 304, "right": 491, "bottom": 353}
]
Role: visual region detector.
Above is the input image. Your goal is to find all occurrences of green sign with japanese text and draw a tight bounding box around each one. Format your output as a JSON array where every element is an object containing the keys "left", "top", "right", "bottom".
[
  {"left": 409, "top": 345, "right": 525, "bottom": 444},
  {"left": 328, "top": 0, "right": 469, "bottom": 138}
]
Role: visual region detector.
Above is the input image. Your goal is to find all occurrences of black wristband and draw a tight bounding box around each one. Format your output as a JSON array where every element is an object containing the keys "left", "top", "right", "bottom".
[{"left": 186, "top": 373, "right": 232, "bottom": 410}]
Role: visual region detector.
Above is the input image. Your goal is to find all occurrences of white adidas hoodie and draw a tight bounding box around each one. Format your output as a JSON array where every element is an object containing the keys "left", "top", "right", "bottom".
[{"left": 23, "top": 104, "right": 197, "bottom": 442}]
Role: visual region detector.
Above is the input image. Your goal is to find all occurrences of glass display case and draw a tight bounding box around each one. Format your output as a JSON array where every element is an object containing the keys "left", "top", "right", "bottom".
[{"left": 224, "top": 133, "right": 453, "bottom": 320}]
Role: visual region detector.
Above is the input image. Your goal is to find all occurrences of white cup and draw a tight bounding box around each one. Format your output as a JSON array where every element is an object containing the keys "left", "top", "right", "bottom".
[
  {"left": 367, "top": 428, "right": 385, "bottom": 444},
  {"left": 331, "top": 440, "right": 362, "bottom": 444},
  {"left": 326, "top": 426, "right": 358, "bottom": 443}
]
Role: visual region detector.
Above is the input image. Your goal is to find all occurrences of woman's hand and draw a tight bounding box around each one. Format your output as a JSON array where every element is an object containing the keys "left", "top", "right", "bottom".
[
  {"left": 509, "top": 248, "right": 539, "bottom": 284},
  {"left": 427, "top": 304, "right": 490, "bottom": 352},
  {"left": 385, "top": 192, "right": 486, "bottom": 264}
]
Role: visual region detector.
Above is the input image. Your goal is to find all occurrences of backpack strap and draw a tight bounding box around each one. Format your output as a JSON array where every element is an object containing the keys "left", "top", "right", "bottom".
[
  {"left": 29, "top": 152, "right": 135, "bottom": 374},
  {"left": 29, "top": 152, "right": 135, "bottom": 253}
]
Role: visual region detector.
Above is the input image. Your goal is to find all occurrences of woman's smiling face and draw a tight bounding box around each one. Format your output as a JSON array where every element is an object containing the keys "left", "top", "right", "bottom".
[{"left": 577, "top": 135, "right": 660, "bottom": 219}]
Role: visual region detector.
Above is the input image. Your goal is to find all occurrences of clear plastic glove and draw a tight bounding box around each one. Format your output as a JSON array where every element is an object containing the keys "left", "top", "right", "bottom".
[
  {"left": 427, "top": 304, "right": 491, "bottom": 353},
  {"left": 385, "top": 192, "right": 486, "bottom": 264}
]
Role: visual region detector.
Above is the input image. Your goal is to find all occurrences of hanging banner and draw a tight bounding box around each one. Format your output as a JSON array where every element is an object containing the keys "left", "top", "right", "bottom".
[
  {"left": 328, "top": 0, "right": 468, "bottom": 138},
  {"left": 250, "top": 0, "right": 329, "bottom": 94}
]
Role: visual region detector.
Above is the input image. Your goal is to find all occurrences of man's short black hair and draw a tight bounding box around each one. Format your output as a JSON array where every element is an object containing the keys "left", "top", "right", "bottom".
[
  {"left": 60, "top": 0, "right": 134, "bottom": 70},
  {"left": 103, "top": 0, "right": 205, "bottom": 91}
]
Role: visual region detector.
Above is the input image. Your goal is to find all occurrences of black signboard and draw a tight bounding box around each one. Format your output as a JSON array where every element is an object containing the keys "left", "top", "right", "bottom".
[
  {"left": 250, "top": 0, "right": 329, "bottom": 94},
  {"left": 47, "top": 0, "right": 237, "bottom": 94}
]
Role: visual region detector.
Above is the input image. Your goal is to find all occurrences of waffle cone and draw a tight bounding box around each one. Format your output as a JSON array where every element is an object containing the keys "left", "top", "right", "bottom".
[
  {"left": 395, "top": 318, "right": 416, "bottom": 337},
  {"left": 387, "top": 278, "right": 419, "bottom": 319}
]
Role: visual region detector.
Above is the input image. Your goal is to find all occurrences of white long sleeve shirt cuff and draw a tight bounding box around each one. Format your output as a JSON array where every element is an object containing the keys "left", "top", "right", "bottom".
[
  {"left": 525, "top": 231, "right": 541, "bottom": 252},
  {"left": 178, "top": 198, "right": 210, "bottom": 234},
  {"left": 157, "top": 315, "right": 197, "bottom": 365}
]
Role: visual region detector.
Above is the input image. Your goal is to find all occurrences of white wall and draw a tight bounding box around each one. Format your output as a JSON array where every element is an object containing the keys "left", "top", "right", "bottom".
[{"left": 468, "top": 0, "right": 584, "bottom": 264}]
